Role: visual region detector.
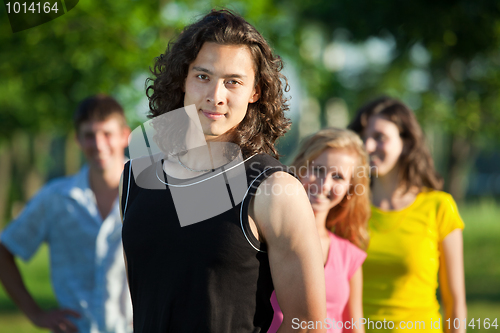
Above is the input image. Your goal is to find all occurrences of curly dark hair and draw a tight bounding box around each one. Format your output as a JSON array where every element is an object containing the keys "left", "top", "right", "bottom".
[
  {"left": 348, "top": 96, "right": 443, "bottom": 192},
  {"left": 146, "top": 9, "right": 291, "bottom": 159}
]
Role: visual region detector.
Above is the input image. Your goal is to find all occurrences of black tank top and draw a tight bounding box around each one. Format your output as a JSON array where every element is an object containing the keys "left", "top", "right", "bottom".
[{"left": 121, "top": 154, "right": 291, "bottom": 332}]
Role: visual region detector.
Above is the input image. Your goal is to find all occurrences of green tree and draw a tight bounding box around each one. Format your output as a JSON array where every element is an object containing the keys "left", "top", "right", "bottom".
[
  {"left": 275, "top": 0, "right": 500, "bottom": 200},
  {"left": 0, "top": 0, "right": 164, "bottom": 224},
  {"left": 0, "top": 0, "right": 292, "bottom": 224}
]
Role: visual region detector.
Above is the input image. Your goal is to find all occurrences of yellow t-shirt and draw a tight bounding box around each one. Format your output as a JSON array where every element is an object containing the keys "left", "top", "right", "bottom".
[{"left": 363, "top": 190, "right": 464, "bottom": 333}]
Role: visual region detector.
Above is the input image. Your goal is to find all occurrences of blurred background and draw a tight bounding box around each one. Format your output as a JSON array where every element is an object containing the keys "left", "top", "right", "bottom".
[{"left": 0, "top": 0, "right": 499, "bottom": 332}]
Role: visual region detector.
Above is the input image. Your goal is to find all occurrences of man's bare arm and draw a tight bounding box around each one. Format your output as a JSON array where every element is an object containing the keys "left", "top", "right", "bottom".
[
  {"left": 252, "top": 172, "right": 327, "bottom": 333},
  {"left": 0, "top": 243, "right": 80, "bottom": 332}
]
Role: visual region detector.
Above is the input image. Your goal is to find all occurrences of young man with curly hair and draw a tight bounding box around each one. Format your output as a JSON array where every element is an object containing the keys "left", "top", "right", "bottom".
[{"left": 120, "top": 10, "right": 326, "bottom": 333}]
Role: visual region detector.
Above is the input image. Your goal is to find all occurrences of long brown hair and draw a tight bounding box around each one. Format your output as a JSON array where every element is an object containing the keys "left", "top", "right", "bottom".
[
  {"left": 146, "top": 9, "right": 290, "bottom": 159},
  {"left": 292, "top": 128, "right": 370, "bottom": 250},
  {"left": 348, "top": 96, "right": 443, "bottom": 192}
]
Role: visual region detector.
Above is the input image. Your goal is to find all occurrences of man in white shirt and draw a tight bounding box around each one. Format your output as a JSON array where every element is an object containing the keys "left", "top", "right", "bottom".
[{"left": 0, "top": 94, "right": 132, "bottom": 333}]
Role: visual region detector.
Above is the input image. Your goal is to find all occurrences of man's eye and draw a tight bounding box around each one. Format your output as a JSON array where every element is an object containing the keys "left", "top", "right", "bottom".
[
  {"left": 197, "top": 74, "right": 208, "bottom": 80},
  {"left": 226, "top": 80, "right": 240, "bottom": 86},
  {"left": 332, "top": 174, "right": 343, "bottom": 180}
]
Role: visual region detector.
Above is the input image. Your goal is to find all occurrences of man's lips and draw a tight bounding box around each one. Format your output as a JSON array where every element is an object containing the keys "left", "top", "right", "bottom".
[{"left": 201, "top": 110, "right": 225, "bottom": 120}]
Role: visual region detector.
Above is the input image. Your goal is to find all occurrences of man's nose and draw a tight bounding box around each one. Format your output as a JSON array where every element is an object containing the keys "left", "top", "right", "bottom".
[
  {"left": 94, "top": 133, "right": 107, "bottom": 150},
  {"left": 206, "top": 81, "right": 226, "bottom": 106}
]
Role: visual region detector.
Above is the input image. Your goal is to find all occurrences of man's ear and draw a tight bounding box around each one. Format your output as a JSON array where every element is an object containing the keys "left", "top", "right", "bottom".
[{"left": 249, "top": 84, "right": 261, "bottom": 104}]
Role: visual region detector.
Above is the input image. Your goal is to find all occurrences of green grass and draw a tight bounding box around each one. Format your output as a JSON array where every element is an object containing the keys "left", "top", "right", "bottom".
[
  {"left": 0, "top": 201, "right": 499, "bottom": 333},
  {"left": 0, "top": 313, "right": 49, "bottom": 333},
  {"left": 460, "top": 199, "right": 500, "bottom": 302},
  {"left": 466, "top": 302, "right": 500, "bottom": 332}
]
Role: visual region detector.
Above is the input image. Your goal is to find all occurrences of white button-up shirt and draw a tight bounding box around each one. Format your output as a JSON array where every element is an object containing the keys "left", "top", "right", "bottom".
[{"left": 0, "top": 165, "right": 133, "bottom": 333}]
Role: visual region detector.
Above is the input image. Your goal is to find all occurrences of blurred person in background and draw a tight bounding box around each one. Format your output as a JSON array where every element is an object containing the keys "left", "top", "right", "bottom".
[
  {"left": 268, "top": 128, "right": 370, "bottom": 333},
  {"left": 0, "top": 94, "right": 132, "bottom": 333},
  {"left": 348, "top": 97, "right": 466, "bottom": 333}
]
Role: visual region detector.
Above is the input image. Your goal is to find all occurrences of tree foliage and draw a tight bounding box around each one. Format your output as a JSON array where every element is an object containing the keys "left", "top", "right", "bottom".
[
  {"left": 275, "top": 0, "right": 500, "bottom": 144},
  {"left": 266, "top": 0, "right": 500, "bottom": 199},
  {"left": 1, "top": 0, "right": 499, "bottom": 205},
  {"left": 0, "top": 0, "right": 163, "bottom": 140}
]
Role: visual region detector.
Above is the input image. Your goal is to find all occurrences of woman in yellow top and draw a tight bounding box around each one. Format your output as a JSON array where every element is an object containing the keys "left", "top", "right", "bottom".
[{"left": 348, "top": 97, "right": 466, "bottom": 333}]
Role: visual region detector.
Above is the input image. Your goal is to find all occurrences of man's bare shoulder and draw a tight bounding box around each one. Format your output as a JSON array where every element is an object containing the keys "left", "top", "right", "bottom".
[
  {"left": 252, "top": 171, "right": 313, "bottom": 238},
  {"left": 255, "top": 170, "right": 306, "bottom": 198}
]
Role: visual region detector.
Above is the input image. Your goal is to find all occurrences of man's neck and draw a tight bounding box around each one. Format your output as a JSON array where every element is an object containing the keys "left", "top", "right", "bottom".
[
  {"left": 88, "top": 164, "right": 122, "bottom": 194},
  {"left": 177, "top": 133, "right": 238, "bottom": 172},
  {"left": 177, "top": 144, "right": 216, "bottom": 172},
  {"left": 88, "top": 163, "right": 123, "bottom": 220}
]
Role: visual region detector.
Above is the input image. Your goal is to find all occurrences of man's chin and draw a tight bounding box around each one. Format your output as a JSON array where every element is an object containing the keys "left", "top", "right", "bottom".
[
  {"left": 90, "top": 160, "right": 107, "bottom": 171},
  {"left": 204, "top": 131, "right": 233, "bottom": 142}
]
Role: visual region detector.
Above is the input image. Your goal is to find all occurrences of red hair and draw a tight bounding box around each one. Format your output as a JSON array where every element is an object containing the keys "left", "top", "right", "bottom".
[{"left": 292, "top": 128, "right": 370, "bottom": 250}]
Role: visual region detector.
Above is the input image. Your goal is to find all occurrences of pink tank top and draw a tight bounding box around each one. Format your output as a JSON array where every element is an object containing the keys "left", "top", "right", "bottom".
[{"left": 268, "top": 232, "right": 366, "bottom": 332}]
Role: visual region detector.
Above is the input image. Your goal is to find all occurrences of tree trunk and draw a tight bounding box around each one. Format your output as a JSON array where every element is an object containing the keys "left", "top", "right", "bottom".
[
  {"left": 65, "top": 131, "right": 81, "bottom": 176},
  {"left": 446, "top": 135, "right": 478, "bottom": 203},
  {"left": 23, "top": 133, "right": 52, "bottom": 201},
  {"left": 0, "top": 142, "right": 12, "bottom": 228}
]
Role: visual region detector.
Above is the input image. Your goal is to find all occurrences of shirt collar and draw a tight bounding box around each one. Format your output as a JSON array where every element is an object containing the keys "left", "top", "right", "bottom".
[{"left": 66, "top": 165, "right": 93, "bottom": 201}]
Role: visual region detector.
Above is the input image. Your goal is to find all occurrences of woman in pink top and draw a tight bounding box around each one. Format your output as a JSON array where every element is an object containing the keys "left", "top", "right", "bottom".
[{"left": 269, "top": 128, "right": 370, "bottom": 333}]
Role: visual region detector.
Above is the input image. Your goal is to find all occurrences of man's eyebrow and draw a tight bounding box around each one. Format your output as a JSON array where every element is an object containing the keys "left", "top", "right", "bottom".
[
  {"left": 191, "top": 66, "right": 248, "bottom": 79},
  {"left": 192, "top": 66, "right": 213, "bottom": 75}
]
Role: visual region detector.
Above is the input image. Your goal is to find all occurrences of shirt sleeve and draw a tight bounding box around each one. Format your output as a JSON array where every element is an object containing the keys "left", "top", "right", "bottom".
[
  {"left": 0, "top": 186, "right": 52, "bottom": 261},
  {"left": 347, "top": 243, "right": 367, "bottom": 281},
  {"left": 436, "top": 193, "right": 465, "bottom": 242}
]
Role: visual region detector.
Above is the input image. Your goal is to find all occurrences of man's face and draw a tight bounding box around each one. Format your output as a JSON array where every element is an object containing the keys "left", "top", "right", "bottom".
[
  {"left": 184, "top": 42, "right": 260, "bottom": 141},
  {"left": 77, "top": 116, "right": 130, "bottom": 172}
]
